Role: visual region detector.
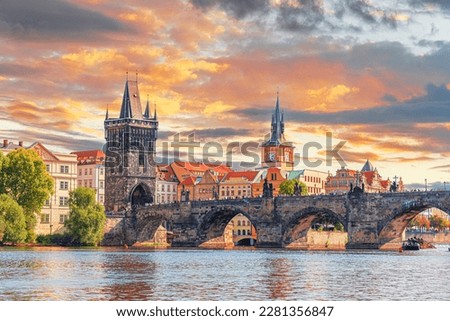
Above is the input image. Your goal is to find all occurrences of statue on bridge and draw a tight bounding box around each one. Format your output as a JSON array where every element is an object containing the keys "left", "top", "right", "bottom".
[
  {"left": 212, "top": 186, "right": 218, "bottom": 200},
  {"left": 263, "top": 178, "right": 274, "bottom": 198},
  {"left": 294, "top": 181, "right": 302, "bottom": 196},
  {"left": 349, "top": 182, "right": 365, "bottom": 195},
  {"left": 181, "top": 185, "right": 190, "bottom": 202},
  {"left": 390, "top": 181, "right": 397, "bottom": 193}
]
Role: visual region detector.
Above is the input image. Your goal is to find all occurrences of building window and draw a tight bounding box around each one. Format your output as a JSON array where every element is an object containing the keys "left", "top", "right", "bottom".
[
  {"left": 60, "top": 165, "right": 69, "bottom": 173},
  {"left": 247, "top": 229, "right": 251, "bottom": 235},
  {"left": 60, "top": 181, "right": 69, "bottom": 190},
  {"left": 237, "top": 230, "right": 241, "bottom": 235},
  {"left": 79, "top": 169, "right": 82, "bottom": 176},
  {"left": 46, "top": 164, "right": 50, "bottom": 172},
  {"left": 59, "top": 197, "right": 69, "bottom": 207},
  {"left": 84, "top": 169, "right": 88, "bottom": 175},
  {"left": 89, "top": 168, "right": 92, "bottom": 175},
  {"left": 99, "top": 181, "right": 104, "bottom": 189},
  {"left": 99, "top": 168, "right": 104, "bottom": 175},
  {"left": 40, "top": 214, "right": 50, "bottom": 224},
  {"left": 99, "top": 195, "right": 104, "bottom": 203},
  {"left": 59, "top": 214, "right": 69, "bottom": 224},
  {"left": 271, "top": 173, "right": 277, "bottom": 180},
  {"left": 237, "top": 220, "right": 241, "bottom": 226},
  {"left": 89, "top": 180, "right": 92, "bottom": 188},
  {"left": 45, "top": 199, "right": 50, "bottom": 206}
]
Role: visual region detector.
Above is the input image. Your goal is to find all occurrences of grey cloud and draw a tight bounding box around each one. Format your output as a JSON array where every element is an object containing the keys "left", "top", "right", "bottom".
[
  {"left": 236, "top": 83, "right": 450, "bottom": 125},
  {"left": 322, "top": 41, "right": 450, "bottom": 84},
  {"left": 0, "top": 0, "right": 125, "bottom": 40},
  {"left": 408, "top": 0, "right": 450, "bottom": 10},
  {"left": 190, "top": 0, "right": 270, "bottom": 19},
  {"left": 1, "top": 129, "right": 103, "bottom": 153},
  {"left": 191, "top": 0, "right": 325, "bottom": 32},
  {"left": 277, "top": 0, "right": 324, "bottom": 32},
  {"left": 333, "top": 1, "right": 399, "bottom": 29},
  {"left": 346, "top": 0, "right": 377, "bottom": 24},
  {"left": 177, "top": 128, "right": 253, "bottom": 139}
]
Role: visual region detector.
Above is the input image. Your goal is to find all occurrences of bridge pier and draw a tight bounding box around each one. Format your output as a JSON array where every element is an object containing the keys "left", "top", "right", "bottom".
[{"left": 255, "top": 221, "right": 283, "bottom": 248}]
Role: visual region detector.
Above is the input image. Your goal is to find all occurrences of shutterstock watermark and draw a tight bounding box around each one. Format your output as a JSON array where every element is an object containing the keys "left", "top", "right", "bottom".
[{"left": 103, "top": 132, "right": 347, "bottom": 169}]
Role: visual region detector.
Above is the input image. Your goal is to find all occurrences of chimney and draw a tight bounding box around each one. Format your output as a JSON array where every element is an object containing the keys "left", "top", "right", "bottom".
[
  {"left": 19, "top": 141, "right": 23, "bottom": 147},
  {"left": 3, "top": 139, "right": 8, "bottom": 147}
]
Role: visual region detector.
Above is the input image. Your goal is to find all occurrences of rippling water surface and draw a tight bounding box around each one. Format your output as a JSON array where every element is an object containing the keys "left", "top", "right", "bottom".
[{"left": 1, "top": 246, "right": 449, "bottom": 300}]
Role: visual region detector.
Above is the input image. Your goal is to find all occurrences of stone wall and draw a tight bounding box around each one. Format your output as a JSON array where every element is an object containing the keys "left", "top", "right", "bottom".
[
  {"left": 406, "top": 231, "right": 450, "bottom": 244},
  {"left": 286, "top": 230, "right": 347, "bottom": 250}
]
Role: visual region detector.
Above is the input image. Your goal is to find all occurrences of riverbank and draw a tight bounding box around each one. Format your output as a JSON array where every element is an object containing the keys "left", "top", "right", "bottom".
[{"left": 406, "top": 231, "right": 450, "bottom": 244}]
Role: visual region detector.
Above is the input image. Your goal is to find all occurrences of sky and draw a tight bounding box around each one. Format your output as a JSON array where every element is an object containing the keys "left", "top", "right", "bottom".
[{"left": 0, "top": 0, "right": 449, "bottom": 188}]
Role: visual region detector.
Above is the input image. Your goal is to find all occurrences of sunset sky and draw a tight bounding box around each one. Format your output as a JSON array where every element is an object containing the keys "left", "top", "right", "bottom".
[{"left": 0, "top": 0, "right": 449, "bottom": 188}]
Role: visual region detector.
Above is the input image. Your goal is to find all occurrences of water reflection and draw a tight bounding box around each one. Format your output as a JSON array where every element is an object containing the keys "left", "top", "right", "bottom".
[
  {"left": 264, "top": 258, "right": 293, "bottom": 299},
  {"left": 1, "top": 246, "right": 450, "bottom": 300}
]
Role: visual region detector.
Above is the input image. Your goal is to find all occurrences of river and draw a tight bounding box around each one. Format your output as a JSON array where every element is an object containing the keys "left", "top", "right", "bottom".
[{"left": 1, "top": 245, "right": 449, "bottom": 301}]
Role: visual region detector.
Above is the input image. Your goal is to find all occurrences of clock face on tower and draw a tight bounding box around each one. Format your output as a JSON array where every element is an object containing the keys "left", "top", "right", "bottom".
[{"left": 268, "top": 151, "right": 275, "bottom": 162}]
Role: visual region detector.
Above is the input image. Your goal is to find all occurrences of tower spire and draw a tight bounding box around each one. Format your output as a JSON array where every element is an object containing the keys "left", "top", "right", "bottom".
[
  {"left": 144, "top": 95, "right": 150, "bottom": 118},
  {"left": 154, "top": 103, "right": 157, "bottom": 120},
  {"left": 105, "top": 104, "right": 109, "bottom": 120}
]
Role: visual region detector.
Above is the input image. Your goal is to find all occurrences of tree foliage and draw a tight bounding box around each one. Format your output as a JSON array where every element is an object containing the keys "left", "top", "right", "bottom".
[
  {"left": 0, "top": 194, "right": 27, "bottom": 244},
  {"left": 0, "top": 149, "right": 54, "bottom": 241},
  {"left": 279, "top": 179, "right": 308, "bottom": 196},
  {"left": 429, "top": 214, "right": 448, "bottom": 231},
  {"left": 65, "top": 187, "right": 106, "bottom": 246}
]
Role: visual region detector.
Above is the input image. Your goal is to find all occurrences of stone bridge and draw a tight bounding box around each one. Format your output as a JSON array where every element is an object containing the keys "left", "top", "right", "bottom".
[{"left": 103, "top": 191, "right": 450, "bottom": 250}]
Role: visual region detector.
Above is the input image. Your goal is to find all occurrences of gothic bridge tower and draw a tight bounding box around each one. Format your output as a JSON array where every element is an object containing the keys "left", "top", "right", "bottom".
[
  {"left": 261, "top": 93, "right": 294, "bottom": 171},
  {"left": 104, "top": 77, "right": 158, "bottom": 212}
]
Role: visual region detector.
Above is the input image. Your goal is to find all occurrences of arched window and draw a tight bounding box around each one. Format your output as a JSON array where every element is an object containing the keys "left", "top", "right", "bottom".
[
  {"left": 237, "top": 230, "right": 241, "bottom": 235},
  {"left": 237, "top": 220, "right": 241, "bottom": 226}
]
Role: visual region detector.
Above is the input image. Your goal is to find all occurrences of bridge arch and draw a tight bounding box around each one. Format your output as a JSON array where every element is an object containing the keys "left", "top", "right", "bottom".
[
  {"left": 378, "top": 197, "right": 450, "bottom": 250},
  {"left": 129, "top": 183, "right": 153, "bottom": 207},
  {"left": 283, "top": 207, "right": 347, "bottom": 250},
  {"left": 197, "top": 206, "right": 258, "bottom": 248}
]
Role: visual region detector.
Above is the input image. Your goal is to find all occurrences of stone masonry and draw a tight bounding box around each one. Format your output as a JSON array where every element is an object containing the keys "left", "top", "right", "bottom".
[{"left": 103, "top": 190, "right": 450, "bottom": 250}]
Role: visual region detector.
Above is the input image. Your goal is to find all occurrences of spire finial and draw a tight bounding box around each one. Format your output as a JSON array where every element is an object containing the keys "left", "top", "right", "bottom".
[
  {"left": 105, "top": 104, "right": 109, "bottom": 120},
  {"left": 126, "top": 71, "right": 128, "bottom": 81},
  {"left": 154, "top": 103, "right": 157, "bottom": 120}
]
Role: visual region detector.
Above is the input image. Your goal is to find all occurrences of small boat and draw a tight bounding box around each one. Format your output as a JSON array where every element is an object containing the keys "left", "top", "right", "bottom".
[{"left": 402, "top": 240, "right": 420, "bottom": 251}]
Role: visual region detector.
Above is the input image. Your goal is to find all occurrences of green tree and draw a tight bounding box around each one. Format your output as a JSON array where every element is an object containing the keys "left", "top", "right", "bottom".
[
  {"left": 279, "top": 179, "right": 308, "bottom": 196},
  {"left": 65, "top": 187, "right": 106, "bottom": 246},
  {"left": 0, "top": 194, "right": 27, "bottom": 244},
  {"left": 429, "top": 214, "right": 447, "bottom": 231},
  {"left": 0, "top": 149, "right": 54, "bottom": 242}
]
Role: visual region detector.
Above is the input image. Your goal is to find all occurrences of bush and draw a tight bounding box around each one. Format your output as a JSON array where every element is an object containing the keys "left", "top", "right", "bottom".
[{"left": 36, "top": 233, "right": 73, "bottom": 246}]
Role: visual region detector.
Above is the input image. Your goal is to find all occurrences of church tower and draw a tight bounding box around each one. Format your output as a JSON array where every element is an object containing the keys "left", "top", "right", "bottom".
[
  {"left": 261, "top": 93, "right": 294, "bottom": 171},
  {"left": 104, "top": 76, "right": 158, "bottom": 212}
]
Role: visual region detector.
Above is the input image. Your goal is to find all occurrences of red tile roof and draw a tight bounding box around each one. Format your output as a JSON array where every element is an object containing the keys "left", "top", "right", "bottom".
[
  {"left": 180, "top": 176, "right": 196, "bottom": 186},
  {"left": 222, "top": 171, "right": 259, "bottom": 182},
  {"left": 71, "top": 150, "right": 105, "bottom": 164}
]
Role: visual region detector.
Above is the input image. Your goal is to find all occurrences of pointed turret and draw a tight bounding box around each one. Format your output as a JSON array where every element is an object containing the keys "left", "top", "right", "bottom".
[
  {"left": 119, "top": 79, "right": 143, "bottom": 119},
  {"left": 264, "top": 91, "right": 285, "bottom": 146},
  {"left": 105, "top": 105, "right": 109, "bottom": 120},
  {"left": 144, "top": 96, "right": 150, "bottom": 118},
  {"left": 361, "top": 160, "right": 375, "bottom": 172},
  {"left": 154, "top": 103, "right": 157, "bottom": 120}
]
